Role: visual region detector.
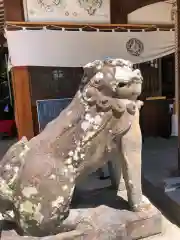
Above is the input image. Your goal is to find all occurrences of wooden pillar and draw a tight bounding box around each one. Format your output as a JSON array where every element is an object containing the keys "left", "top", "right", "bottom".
[
  {"left": 10, "top": 65, "right": 34, "bottom": 140},
  {"left": 4, "top": 0, "right": 24, "bottom": 21},
  {"left": 4, "top": 0, "right": 34, "bottom": 139},
  {"left": 11, "top": 67, "right": 34, "bottom": 139},
  {"left": 176, "top": 0, "right": 180, "bottom": 169},
  {"left": 11, "top": 66, "right": 34, "bottom": 140}
]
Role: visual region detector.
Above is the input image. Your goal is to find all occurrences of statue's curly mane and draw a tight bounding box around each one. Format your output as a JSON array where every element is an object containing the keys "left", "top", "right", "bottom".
[{"left": 79, "top": 58, "right": 134, "bottom": 92}]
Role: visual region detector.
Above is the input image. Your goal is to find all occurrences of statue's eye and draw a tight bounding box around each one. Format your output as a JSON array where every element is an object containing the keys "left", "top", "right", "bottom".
[{"left": 118, "top": 82, "right": 126, "bottom": 88}]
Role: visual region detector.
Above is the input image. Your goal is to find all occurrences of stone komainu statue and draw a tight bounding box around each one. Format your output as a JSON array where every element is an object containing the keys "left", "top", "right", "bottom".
[{"left": 0, "top": 58, "right": 150, "bottom": 237}]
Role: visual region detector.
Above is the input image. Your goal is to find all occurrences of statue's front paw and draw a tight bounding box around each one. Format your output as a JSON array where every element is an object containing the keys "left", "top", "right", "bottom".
[{"left": 132, "top": 196, "right": 153, "bottom": 212}]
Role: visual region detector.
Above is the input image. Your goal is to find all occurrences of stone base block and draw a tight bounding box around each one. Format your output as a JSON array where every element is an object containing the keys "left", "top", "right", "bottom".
[
  {"left": 67, "top": 205, "right": 162, "bottom": 240},
  {"left": 0, "top": 187, "right": 162, "bottom": 240},
  {"left": 0, "top": 205, "right": 162, "bottom": 240}
]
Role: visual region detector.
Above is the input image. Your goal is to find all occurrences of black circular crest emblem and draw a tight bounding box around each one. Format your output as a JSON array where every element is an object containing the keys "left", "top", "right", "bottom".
[{"left": 126, "top": 38, "right": 144, "bottom": 56}]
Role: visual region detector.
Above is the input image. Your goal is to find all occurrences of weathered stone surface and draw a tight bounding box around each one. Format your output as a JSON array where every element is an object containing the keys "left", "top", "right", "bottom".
[
  {"left": 71, "top": 187, "right": 162, "bottom": 240},
  {"left": 1, "top": 230, "right": 84, "bottom": 240},
  {"left": 77, "top": 205, "right": 161, "bottom": 240},
  {"left": 0, "top": 58, "right": 161, "bottom": 238},
  {"left": 0, "top": 204, "right": 161, "bottom": 240}
]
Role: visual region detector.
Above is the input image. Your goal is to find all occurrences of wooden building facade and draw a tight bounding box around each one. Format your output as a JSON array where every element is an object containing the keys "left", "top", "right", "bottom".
[{"left": 1, "top": 0, "right": 179, "bottom": 140}]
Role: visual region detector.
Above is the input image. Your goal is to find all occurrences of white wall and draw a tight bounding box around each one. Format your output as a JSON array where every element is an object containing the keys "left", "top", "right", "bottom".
[{"left": 128, "top": 1, "right": 174, "bottom": 24}]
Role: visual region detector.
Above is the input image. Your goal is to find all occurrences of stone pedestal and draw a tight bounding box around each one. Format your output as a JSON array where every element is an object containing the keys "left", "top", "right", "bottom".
[
  {"left": 71, "top": 187, "right": 162, "bottom": 240},
  {"left": 0, "top": 187, "right": 162, "bottom": 240},
  {"left": 65, "top": 205, "right": 162, "bottom": 240},
  {"left": 0, "top": 205, "right": 162, "bottom": 240}
]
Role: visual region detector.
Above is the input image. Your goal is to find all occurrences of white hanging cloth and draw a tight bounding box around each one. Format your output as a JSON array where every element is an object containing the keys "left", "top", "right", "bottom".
[{"left": 5, "top": 28, "right": 175, "bottom": 67}]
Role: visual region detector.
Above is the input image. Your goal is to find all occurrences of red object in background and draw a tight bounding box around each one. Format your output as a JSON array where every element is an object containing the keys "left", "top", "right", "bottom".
[{"left": 0, "top": 120, "right": 16, "bottom": 137}]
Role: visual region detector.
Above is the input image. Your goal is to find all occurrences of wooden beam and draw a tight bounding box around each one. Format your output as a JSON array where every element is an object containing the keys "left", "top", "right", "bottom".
[
  {"left": 6, "top": 21, "right": 174, "bottom": 30},
  {"left": 11, "top": 67, "right": 34, "bottom": 140},
  {"left": 110, "top": 0, "right": 128, "bottom": 24},
  {"left": 4, "top": 0, "right": 24, "bottom": 21}
]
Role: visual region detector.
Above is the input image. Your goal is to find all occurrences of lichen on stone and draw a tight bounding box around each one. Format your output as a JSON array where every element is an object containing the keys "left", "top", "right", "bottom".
[
  {"left": 20, "top": 200, "right": 34, "bottom": 215},
  {"left": 33, "top": 203, "right": 44, "bottom": 223},
  {"left": 4, "top": 164, "right": 11, "bottom": 170},
  {"left": 49, "top": 174, "right": 56, "bottom": 180},
  {"left": 52, "top": 196, "right": 64, "bottom": 208},
  {"left": 5, "top": 210, "right": 15, "bottom": 220},
  {"left": 62, "top": 185, "right": 68, "bottom": 191},
  {"left": 0, "top": 177, "right": 13, "bottom": 198},
  {"left": 22, "top": 187, "right": 38, "bottom": 198}
]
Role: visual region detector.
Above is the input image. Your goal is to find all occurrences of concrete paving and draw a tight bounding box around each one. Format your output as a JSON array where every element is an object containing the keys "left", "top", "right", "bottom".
[
  {"left": 141, "top": 137, "right": 180, "bottom": 239},
  {"left": 146, "top": 217, "right": 180, "bottom": 239},
  {"left": 0, "top": 138, "right": 16, "bottom": 160},
  {"left": 142, "top": 137, "right": 177, "bottom": 186}
]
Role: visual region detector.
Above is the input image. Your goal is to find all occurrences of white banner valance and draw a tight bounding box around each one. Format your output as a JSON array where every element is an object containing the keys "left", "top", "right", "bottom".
[
  {"left": 5, "top": 29, "right": 175, "bottom": 67},
  {"left": 23, "top": 0, "right": 110, "bottom": 23}
]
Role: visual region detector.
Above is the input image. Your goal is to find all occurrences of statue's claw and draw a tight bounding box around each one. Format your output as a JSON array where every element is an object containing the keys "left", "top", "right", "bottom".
[
  {"left": 54, "top": 230, "right": 85, "bottom": 239},
  {"left": 132, "top": 196, "right": 153, "bottom": 212}
]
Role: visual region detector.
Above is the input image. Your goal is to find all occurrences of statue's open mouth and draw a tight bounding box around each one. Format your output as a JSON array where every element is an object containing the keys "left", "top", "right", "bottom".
[{"left": 117, "top": 82, "right": 127, "bottom": 88}]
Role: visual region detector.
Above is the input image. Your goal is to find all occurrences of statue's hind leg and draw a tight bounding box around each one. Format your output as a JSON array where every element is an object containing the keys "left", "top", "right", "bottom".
[
  {"left": 0, "top": 137, "right": 32, "bottom": 235},
  {"left": 0, "top": 138, "right": 29, "bottom": 232},
  {"left": 0, "top": 183, "right": 23, "bottom": 236}
]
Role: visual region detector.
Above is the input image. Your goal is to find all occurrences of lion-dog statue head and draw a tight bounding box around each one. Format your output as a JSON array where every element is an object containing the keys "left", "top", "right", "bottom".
[{"left": 79, "top": 58, "right": 143, "bottom": 116}]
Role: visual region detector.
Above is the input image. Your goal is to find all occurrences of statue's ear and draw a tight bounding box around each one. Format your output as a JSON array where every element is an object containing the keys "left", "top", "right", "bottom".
[{"left": 83, "top": 60, "right": 103, "bottom": 79}]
